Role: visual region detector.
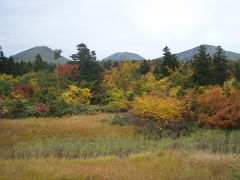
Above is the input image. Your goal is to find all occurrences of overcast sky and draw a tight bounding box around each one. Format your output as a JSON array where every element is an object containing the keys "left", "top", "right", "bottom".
[{"left": 1, "top": 0, "right": 240, "bottom": 60}]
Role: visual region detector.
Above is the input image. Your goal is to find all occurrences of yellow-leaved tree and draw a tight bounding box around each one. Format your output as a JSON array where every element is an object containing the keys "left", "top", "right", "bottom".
[
  {"left": 131, "top": 95, "right": 187, "bottom": 122},
  {"left": 138, "top": 73, "right": 183, "bottom": 97},
  {"left": 62, "top": 85, "right": 92, "bottom": 105},
  {"left": 101, "top": 61, "right": 139, "bottom": 111}
]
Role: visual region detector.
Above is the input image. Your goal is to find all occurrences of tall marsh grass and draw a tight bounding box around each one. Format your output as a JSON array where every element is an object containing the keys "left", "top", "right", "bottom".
[{"left": 3, "top": 129, "right": 240, "bottom": 159}]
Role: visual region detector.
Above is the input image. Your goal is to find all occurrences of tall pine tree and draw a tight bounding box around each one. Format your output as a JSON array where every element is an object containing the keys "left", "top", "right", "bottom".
[
  {"left": 71, "top": 43, "right": 102, "bottom": 89},
  {"left": 139, "top": 60, "right": 151, "bottom": 75},
  {"left": 160, "top": 46, "right": 179, "bottom": 77},
  {"left": 34, "top": 54, "right": 45, "bottom": 71},
  {"left": 212, "top": 46, "right": 228, "bottom": 85},
  {"left": 192, "top": 45, "right": 212, "bottom": 85}
]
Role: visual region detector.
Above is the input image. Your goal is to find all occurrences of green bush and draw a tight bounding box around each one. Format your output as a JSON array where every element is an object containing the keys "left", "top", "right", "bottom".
[
  {"left": 112, "top": 113, "right": 197, "bottom": 138},
  {"left": 0, "top": 80, "right": 13, "bottom": 98}
]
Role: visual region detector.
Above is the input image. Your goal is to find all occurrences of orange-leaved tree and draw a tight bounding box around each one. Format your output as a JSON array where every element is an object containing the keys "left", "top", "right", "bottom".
[{"left": 197, "top": 86, "right": 240, "bottom": 128}]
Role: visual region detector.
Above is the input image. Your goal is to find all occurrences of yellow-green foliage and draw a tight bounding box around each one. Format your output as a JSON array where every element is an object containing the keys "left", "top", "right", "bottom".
[
  {"left": 0, "top": 74, "right": 18, "bottom": 99},
  {"left": 223, "top": 78, "right": 238, "bottom": 95},
  {"left": 62, "top": 85, "right": 93, "bottom": 105},
  {"left": 131, "top": 95, "right": 187, "bottom": 121},
  {"left": 109, "top": 61, "right": 139, "bottom": 91},
  {"left": 139, "top": 73, "right": 183, "bottom": 97},
  {"left": 139, "top": 73, "right": 168, "bottom": 94},
  {"left": 0, "top": 73, "right": 17, "bottom": 83},
  {"left": 107, "top": 99, "right": 130, "bottom": 111},
  {"left": 103, "top": 61, "right": 139, "bottom": 99},
  {"left": 102, "top": 62, "right": 139, "bottom": 108}
]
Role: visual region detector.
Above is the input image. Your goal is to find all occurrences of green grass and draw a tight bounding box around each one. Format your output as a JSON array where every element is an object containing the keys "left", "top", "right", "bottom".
[{"left": 1, "top": 129, "right": 239, "bottom": 159}]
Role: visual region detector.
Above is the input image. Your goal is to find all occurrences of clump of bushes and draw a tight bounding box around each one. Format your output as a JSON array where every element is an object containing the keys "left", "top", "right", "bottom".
[
  {"left": 62, "top": 85, "right": 92, "bottom": 105},
  {"left": 196, "top": 86, "right": 240, "bottom": 128},
  {"left": 131, "top": 94, "right": 187, "bottom": 121}
]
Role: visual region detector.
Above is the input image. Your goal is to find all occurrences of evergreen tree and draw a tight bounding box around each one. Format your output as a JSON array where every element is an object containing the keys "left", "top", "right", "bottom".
[
  {"left": 192, "top": 45, "right": 212, "bottom": 85},
  {"left": 212, "top": 46, "right": 228, "bottom": 85},
  {"left": 160, "top": 46, "right": 179, "bottom": 77},
  {"left": 139, "top": 60, "right": 151, "bottom": 75},
  {"left": 0, "top": 46, "right": 7, "bottom": 74},
  {"left": 153, "top": 60, "right": 162, "bottom": 79},
  {"left": 102, "top": 60, "right": 113, "bottom": 70},
  {"left": 34, "top": 54, "right": 45, "bottom": 71},
  {"left": 71, "top": 43, "right": 102, "bottom": 89},
  {"left": 0, "top": 46, "right": 4, "bottom": 58},
  {"left": 234, "top": 60, "right": 240, "bottom": 81},
  {"left": 7, "top": 56, "right": 15, "bottom": 75},
  {"left": 112, "top": 61, "right": 119, "bottom": 67},
  {"left": 54, "top": 49, "right": 62, "bottom": 60}
]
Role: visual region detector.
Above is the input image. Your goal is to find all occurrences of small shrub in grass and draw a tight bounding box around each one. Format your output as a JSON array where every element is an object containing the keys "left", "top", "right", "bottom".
[
  {"left": 130, "top": 94, "right": 196, "bottom": 137},
  {"left": 110, "top": 114, "right": 126, "bottom": 126},
  {"left": 133, "top": 116, "right": 197, "bottom": 139},
  {"left": 67, "top": 105, "right": 101, "bottom": 115},
  {"left": 109, "top": 112, "right": 197, "bottom": 138}
]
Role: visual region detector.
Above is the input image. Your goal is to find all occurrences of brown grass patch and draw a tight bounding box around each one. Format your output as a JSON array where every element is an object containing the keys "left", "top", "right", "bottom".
[
  {"left": 0, "top": 150, "right": 238, "bottom": 180},
  {"left": 0, "top": 113, "right": 134, "bottom": 148}
]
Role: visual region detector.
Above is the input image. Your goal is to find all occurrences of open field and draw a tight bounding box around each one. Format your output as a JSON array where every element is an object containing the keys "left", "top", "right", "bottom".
[
  {"left": 0, "top": 113, "right": 240, "bottom": 179},
  {"left": 1, "top": 151, "right": 239, "bottom": 180}
]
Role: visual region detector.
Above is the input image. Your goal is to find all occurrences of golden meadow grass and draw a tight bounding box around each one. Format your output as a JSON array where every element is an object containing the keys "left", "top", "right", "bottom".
[
  {"left": 0, "top": 113, "right": 240, "bottom": 179},
  {"left": 0, "top": 150, "right": 239, "bottom": 180},
  {"left": 0, "top": 113, "right": 134, "bottom": 148}
]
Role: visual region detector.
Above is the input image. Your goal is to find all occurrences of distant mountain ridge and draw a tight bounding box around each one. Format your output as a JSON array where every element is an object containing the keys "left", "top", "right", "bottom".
[
  {"left": 13, "top": 46, "right": 70, "bottom": 64},
  {"left": 158, "top": 45, "right": 240, "bottom": 61},
  {"left": 103, "top": 52, "right": 145, "bottom": 61}
]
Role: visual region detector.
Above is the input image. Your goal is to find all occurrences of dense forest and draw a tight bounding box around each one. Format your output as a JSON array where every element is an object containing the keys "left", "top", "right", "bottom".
[{"left": 1, "top": 44, "right": 240, "bottom": 132}]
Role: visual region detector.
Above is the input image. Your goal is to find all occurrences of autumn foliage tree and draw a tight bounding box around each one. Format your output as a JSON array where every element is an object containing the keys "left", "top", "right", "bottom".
[
  {"left": 62, "top": 85, "right": 92, "bottom": 105},
  {"left": 197, "top": 86, "right": 240, "bottom": 128},
  {"left": 131, "top": 95, "right": 187, "bottom": 122},
  {"left": 56, "top": 64, "right": 79, "bottom": 83}
]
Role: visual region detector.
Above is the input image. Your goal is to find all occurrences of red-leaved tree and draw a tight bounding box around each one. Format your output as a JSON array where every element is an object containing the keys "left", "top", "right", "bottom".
[{"left": 56, "top": 64, "right": 79, "bottom": 82}]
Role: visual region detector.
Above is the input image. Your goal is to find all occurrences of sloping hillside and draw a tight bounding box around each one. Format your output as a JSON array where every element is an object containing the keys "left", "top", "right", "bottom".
[
  {"left": 13, "top": 46, "right": 70, "bottom": 64},
  {"left": 103, "top": 52, "right": 144, "bottom": 61},
  {"left": 157, "top": 45, "right": 240, "bottom": 61}
]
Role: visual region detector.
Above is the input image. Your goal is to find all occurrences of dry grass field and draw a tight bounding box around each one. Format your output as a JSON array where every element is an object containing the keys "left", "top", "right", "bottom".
[{"left": 0, "top": 113, "right": 239, "bottom": 180}]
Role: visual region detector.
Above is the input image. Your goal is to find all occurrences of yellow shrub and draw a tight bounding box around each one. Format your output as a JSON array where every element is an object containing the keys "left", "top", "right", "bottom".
[
  {"left": 0, "top": 74, "right": 17, "bottom": 83},
  {"left": 131, "top": 95, "right": 187, "bottom": 121},
  {"left": 223, "top": 78, "right": 237, "bottom": 95},
  {"left": 169, "top": 86, "right": 182, "bottom": 97},
  {"left": 139, "top": 73, "right": 179, "bottom": 96},
  {"left": 62, "top": 85, "right": 92, "bottom": 105}
]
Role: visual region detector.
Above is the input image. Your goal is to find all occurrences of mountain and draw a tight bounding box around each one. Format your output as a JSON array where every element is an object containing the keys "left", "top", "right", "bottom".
[
  {"left": 12, "top": 46, "right": 70, "bottom": 64},
  {"left": 103, "top": 52, "right": 145, "bottom": 61},
  {"left": 157, "top": 45, "right": 240, "bottom": 61}
]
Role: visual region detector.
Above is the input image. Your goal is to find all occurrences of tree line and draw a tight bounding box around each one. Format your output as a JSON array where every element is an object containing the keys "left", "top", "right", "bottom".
[{"left": 1, "top": 44, "right": 240, "bottom": 87}]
